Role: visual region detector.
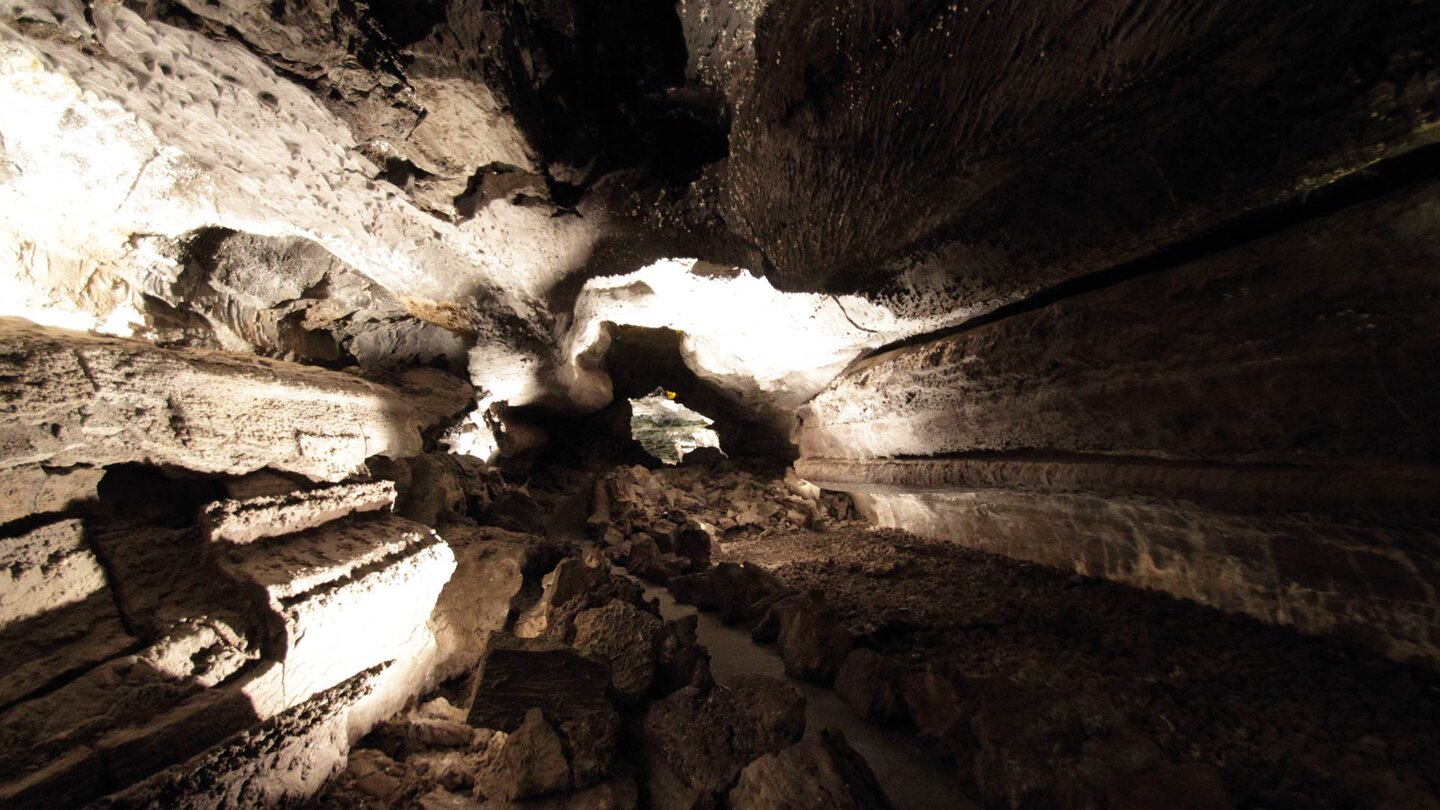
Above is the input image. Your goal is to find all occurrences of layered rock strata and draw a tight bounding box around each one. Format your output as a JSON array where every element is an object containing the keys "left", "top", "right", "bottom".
[{"left": 797, "top": 179, "right": 1440, "bottom": 665}]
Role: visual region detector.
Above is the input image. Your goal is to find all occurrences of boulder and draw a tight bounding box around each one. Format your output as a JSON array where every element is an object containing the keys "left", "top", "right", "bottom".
[
  {"left": 556, "top": 705, "right": 622, "bottom": 788},
  {"left": 474, "top": 708, "right": 571, "bottom": 802},
  {"left": 680, "top": 447, "right": 727, "bottom": 469},
  {"left": 366, "top": 713, "right": 478, "bottom": 761},
  {"left": 900, "top": 663, "right": 987, "bottom": 744},
  {"left": 369, "top": 455, "right": 467, "bottom": 527},
  {"left": 755, "top": 595, "right": 852, "bottom": 685},
  {"left": 429, "top": 527, "right": 530, "bottom": 682},
  {"left": 347, "top": 748, "right": 414, "bottom": 803},
  {"left": 572, "top": 599, "right": 663, "bottom": 701},
  {"left": 477, "top": 778, "right": 638, "bottom": 810},
  {"left": 834, "top": 649, "right": 907, "bottom": 725},
  {"left": 513, "top": 559, "right": 647, "bottom": 643},
  {"left": 632, "top": 553, "right": 692, "bottom": 585},
  {"left": 641, "top": 674, "right": 805, "bottom": 809},
  {"left": 971, "top": 685, "right": 1163, "bottom": 810},
  {"left": 669, "top": 562, "right": 787, "bottom": 624},
  {"left": 482, "top": 489, "right": 545, "bottom": 535},
  {"left": 673, "top": 520, "right": 714, "bottom": 567},
  {"left": 728, "top": 729, "right": 895, "bottom": 810},
  {"left": 654, "top": 615, "right": 710, "bottom": 696}
]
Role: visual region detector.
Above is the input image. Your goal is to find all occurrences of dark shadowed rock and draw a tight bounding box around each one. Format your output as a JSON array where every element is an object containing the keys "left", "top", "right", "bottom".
[
  {"left": 835, "top": 649, "right": 906, "bottom": 725},
  {"left": 653, "top": 615, "right": 710, "bottom": 696},
  {"left": 632, "top": 553, "right": 693, "bottom": 585},
  {"left": 669, "top": 562, "right": 788, "bottom": 624},
  {"left": 466, "top": 636, "right": 614, "bottom": 733},
  {"left": 972, "top": 685, "right": 1162, "bottom": 810},
  {"left": 476, "top": 777, "right": 638, "bottom": 810},
  {"left": 728, "top": 729, "right": 895, "bottom": 810},
  {"left": 482, "top": 490, "right": 546, "bottom": 535},
  {"left": 673, "top": 520, "right": 714, "bottom": 566},
  {"left": 641, "top": 674, "right": 805, "bottom": 809},
  {"left": 680, "top": 447, "right": 727, "bottom": 469},
  {"left": 754, "top": 594, "right": 852, "bottom": 684},
  {"left": 1108, "top": 764, "right": 1233, "bottom": 810},
  {"left": 514, "top": 559, "right": 649, "bottom": 643},
  {"left": 899, "top": 664, "right": 977, "bottom": 744}
]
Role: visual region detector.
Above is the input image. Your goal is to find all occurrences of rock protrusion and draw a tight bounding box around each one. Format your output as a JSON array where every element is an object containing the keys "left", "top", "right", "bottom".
[{"left": 728, "top": 729, "right": 895, "bottom": 810}]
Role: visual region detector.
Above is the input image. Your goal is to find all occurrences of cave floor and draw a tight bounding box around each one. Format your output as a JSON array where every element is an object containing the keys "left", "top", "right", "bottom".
[{"left": 716, "top": 525, "right": 1440, "bottom": 809}]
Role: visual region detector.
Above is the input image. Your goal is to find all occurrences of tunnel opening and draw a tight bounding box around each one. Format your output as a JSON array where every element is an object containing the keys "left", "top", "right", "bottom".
[
  {"left": 628, "top": 387, "right": 724, "bottom": 465},
  {"left": 506, "top": 324, "right": 795, "bottom": 476}
]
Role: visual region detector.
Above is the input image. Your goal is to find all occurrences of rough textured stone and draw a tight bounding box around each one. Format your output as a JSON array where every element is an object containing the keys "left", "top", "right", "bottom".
[
  {"left": 0, "top": 319, "right": 430, "bottom": 482},
  {"left": 798, "top": 179, "right": 1440, "bottom": 666},
  {"left": 653, "top": 614, "right": 709, "bottom": 696},
  {"left": 477, "top": 778, "right": 638, "bottom": 810},
  {"left": 799, "top": 181, "right": 1440, "bottom": 465},
  {"left": 220, "top": 514, "right": 456, "bottom": 708},
  {"left": 89, "top": 664, "right": 385, "bottom": 810},
  {"left": 669, "top": 562, "right": 789, "bottom": 625},
  {"left": 850, "top": 489, "right": 1440, "bottom": 667},
  {"left": 0, "top": 518, "right": 106, "bottom": 627},
  {"left": 726, "top": 0, "right": 1440, "bottom": 300},
  {"left": 200, "top": 481, "right": 397, "bottom": 545},
  {"left": 728, "top": 729, "right": 894, "bottom": 810},
  {"left": 466, "top": 636, "right": 614, "bottom": 733},
  {"left": 90, "top": 525, "right": 255, "bottom": 640},
  {"left": 0, "top": 635, "right": 262, "bottom": 803},
  {"left": 0, "top": 591, "right": 135, "bottom": 708},
  {"left": 0, "top": 465, "right": 103, "bottom": 527},
  {"left": 429, "top": 527, "right": 530, "bottom": 683},
  {"left": 763, "top": 595, "right": 853, "bottom": 685},
  {"left": 641, "top": 674, "right": 806, "bottom": 809},
  {"left": 971, "top": 685, "right": 1163, "bottom": 810},
  {"left": 572, "top": 599, "right": 663, "bottom": 700},
  {"left": 474, "top": 708, "right": 571, "bottom": 802}
]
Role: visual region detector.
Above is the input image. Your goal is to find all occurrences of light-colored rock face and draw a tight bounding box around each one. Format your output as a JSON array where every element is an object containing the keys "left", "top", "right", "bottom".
[
  {"left": 0, "top": 1, "right": 573, "bottom": 326},
  {"left": 0, "top": 318, "right": 435, "bottom": 481},
  {"left": 797, "top": 178, "right": 1440, "bottom": 666},
  {"left": 201, "top": 481, "right": 398, "bottom": 545},
  {"left": 0, "top": 466, "right": 103, "bottom": 526},
  {"left": 0, "top": 519, "right": 106, "bottom": 626}
]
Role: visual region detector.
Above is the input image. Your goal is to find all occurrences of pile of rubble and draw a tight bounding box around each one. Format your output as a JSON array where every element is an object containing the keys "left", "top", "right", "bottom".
[
  {"left": 314, "top": 555, "right": 895, "bottom": 810},
  {"left": 588, "top": 463, "right": 855, "bottom": 584},
  {"left": 588, "top": 463, "right": 1244, "bottom": 810}
]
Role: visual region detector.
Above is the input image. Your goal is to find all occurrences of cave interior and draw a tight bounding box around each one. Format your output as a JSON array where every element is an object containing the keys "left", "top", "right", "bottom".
[{"left": 1, "top": 1, "right": 1439, "bottom": 808}]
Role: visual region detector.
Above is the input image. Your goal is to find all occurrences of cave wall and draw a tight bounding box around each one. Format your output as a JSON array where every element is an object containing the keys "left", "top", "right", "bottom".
[
  {"left": 0, "top": 320, "right": 527, "bottom": 807},
  {"left": 797, "top": 176, "right": 1440, "bottom": 665}
]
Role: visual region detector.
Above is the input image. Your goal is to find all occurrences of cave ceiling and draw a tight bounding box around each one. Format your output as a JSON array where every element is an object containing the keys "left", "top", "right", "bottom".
[{"left": 1, "top": 0, "right": 1436, "bottom": 422}]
